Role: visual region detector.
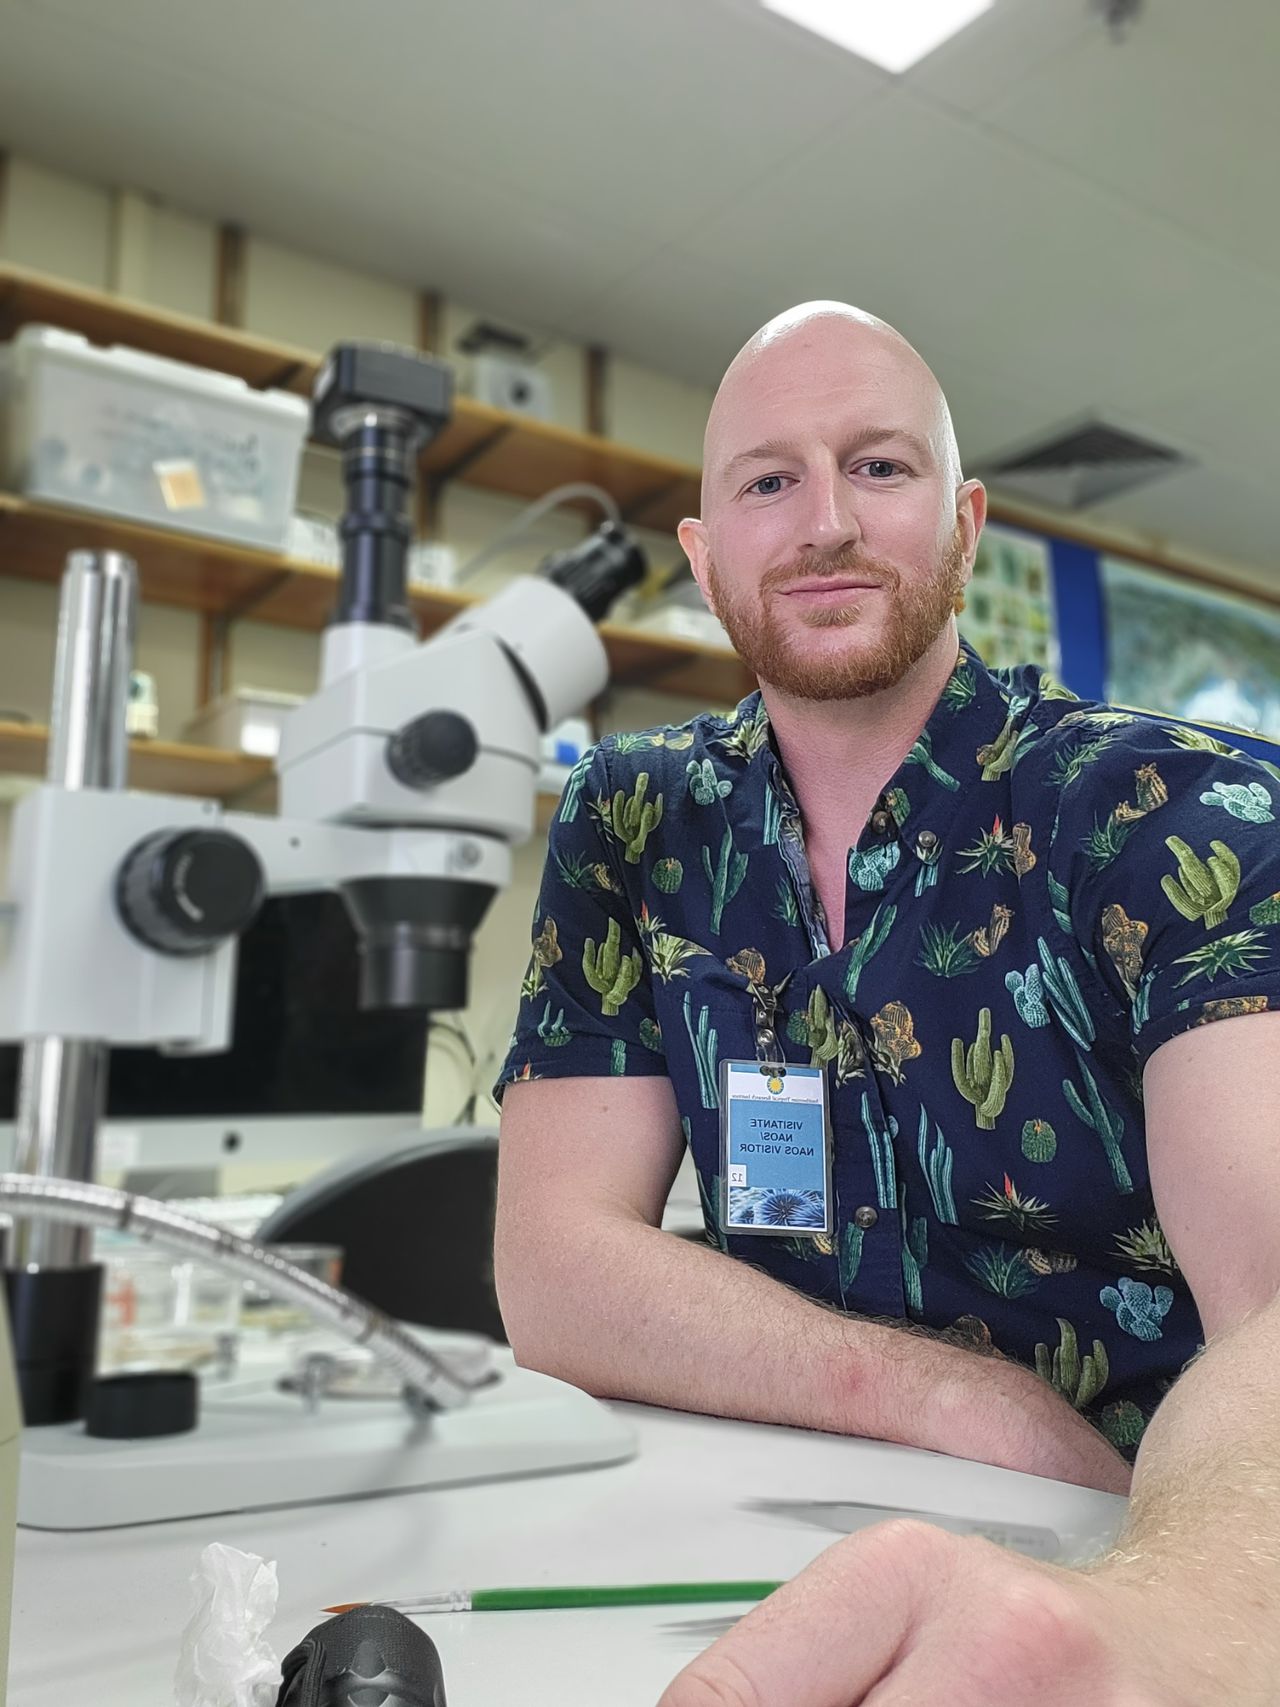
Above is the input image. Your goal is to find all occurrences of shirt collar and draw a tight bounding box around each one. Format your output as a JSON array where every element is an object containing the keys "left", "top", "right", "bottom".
[{"left": 731, "top": 640, "right": 1024, "bottom": 844}]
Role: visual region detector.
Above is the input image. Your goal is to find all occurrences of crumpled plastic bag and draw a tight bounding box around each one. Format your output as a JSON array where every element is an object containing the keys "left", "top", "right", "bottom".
[{"left": 173, "top": 1542, "right": 283, "bottom": 1707}]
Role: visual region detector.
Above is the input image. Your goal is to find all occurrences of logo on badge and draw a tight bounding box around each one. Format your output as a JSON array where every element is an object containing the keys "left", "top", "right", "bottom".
[{"left": 766, "top": 1073, "right": 784, "bottom": 1094}]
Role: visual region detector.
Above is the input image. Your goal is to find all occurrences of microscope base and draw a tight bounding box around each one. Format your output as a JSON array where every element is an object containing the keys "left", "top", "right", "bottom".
[{"left": 16, "top": 1349, "right": 636, "bottom": 1530}]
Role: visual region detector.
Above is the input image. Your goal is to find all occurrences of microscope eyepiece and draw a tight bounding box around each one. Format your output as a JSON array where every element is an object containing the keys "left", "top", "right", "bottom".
[{"left": 539, "top": 521, "right": 647, "bottom": 623}]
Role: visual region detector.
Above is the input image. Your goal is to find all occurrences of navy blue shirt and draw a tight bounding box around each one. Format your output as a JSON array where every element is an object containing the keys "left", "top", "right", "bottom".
[{"left": 499, "top": 643, "right": 1280, "bottom": 1458}]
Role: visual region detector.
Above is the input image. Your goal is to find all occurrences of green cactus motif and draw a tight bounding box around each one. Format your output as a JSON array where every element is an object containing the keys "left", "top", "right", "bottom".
[
  {"left": 847, "top": 842, "right": 901, "bottom": 893},
  {"left": 975, "top": 715, "right": 1015, "bottom": 780},
  {"left": 773, "top": 878, "right": 800, "bottom": 926},
  {"left": 638, "top": 1017, "right": 663, "bottom": 1053},
  {"left": 844, "top": 903, "right": 896, "bottom": 1000},
  {"left": 1098, "top": 1399, "right": 1149, "bottom": 1451},
  {"left": 696, "top": 1161, "right": 726, "bottom": 1252},
  {"left": 1063, "top": 1053, "right": 1132, "bottom": 1193},
  {"left": 1250, "top": 892, "right": 1280, "bottom": 926},
  {"left": 702, "top": 826, "right": 748, "bottom": 934},
  {"left": 1021, "top": 1119, "right": 1058, "bottom": 1163},
  {"left": 557, "top": 750, "right": 592, "bottom": 822},
  {"left": 536, "top": 1002, "right": 571, "bottom": 1048},
  {"left": 914, "top": 833, "right": 941, "bottom": 897},
  {"left": 604, "top": 772, "right": 664, "bottom": 863},
  {"left": 683, "top": 990, "right": 720, "bottom": 1109},
  {"left": 652, "top": 856, "right": 684, "bottom": 894},
  {"left": 906, "top": 729, "right": 960, "bottom": 790},
  {"left": 686, "top": 757, "right": 733, "bottom": 805},
  {"left": 859, "top": 1093, "right": 899, "bottom": 1209},
  {"left": 1200, "top": 780, "right": 1273, "bottom": 823},
  {"left": 1036, "top": 937, "right": 1095, "bottom": 1050},
  {"left": 1035, "top": 1319, "right": 1109, "bottom": 1409},
  {"left": 582, "top": 917, "right": 643, "bottom": 1016},
  {"left": 1046, "top": 870, "right": 1074, "bottom": 937},
  {"left": 1162, "top": 836, "right": 1240, "bottom": 929},
  {"left": 900, "top": 1194, "right": 928, "bottom": 1315},
  {"left": 1100, "top": 1276, "right": 1173, "bottom": 1341},
  {"left": 838, "top": 1221, "right": 865, "bottom": 1295},
  {"left": 805, "top": 987, "right": 840, "bottom": 1068},
  {"left": 916, "top": 1105, "right": 957, "bottom": 1223},
  {"left": 951, "top": 1008, "right": 1014, "bottom": 1130},
  {"left": 610, "top": 1038, "right": 627, "bottom": 1075},
  {"left": 762, "top": 784, "right": 784, "bottom": 846},
  {"left": 1005, "top": 964, "right": 1051, "bottom": 1029},
  {"left": 1130, "top": 970, "right": 1155, "bottom": 1033}
]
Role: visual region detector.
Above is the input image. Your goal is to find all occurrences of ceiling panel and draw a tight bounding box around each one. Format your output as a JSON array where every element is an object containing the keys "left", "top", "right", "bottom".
[
  {"left": 979, "top": 0, "right": 1280, "bottom": 280},
  {"left": 1, "top": 0, "right": 1278, "bottom": 584}
]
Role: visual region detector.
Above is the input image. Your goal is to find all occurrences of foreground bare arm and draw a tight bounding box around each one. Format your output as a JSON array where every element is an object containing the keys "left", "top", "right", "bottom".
[{"left": 496, "top": 1075, "right": 1130, "bottom": 1492}]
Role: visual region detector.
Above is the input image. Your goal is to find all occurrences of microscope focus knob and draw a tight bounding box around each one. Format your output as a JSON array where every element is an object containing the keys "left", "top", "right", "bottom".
[
  {"left": 386, "top": 710, "right": 478, "bottom": 789},
  {"left": 116, "top": 829, "right": 266, "bottom": 956}
]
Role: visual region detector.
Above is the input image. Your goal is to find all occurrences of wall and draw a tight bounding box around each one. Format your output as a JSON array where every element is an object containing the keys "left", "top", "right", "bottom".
[{"left": 0, "top": 149, "right": 715, "bottom": 1174}]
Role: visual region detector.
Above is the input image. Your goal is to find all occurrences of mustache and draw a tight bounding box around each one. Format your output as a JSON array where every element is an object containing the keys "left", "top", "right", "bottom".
[{"left": 760, "top": 548, "right": 901, "bottom": 596}]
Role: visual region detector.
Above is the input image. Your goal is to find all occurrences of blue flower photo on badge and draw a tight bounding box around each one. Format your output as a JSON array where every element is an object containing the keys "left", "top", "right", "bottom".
[{"left": 758, "top": 1188, "right": 826, "bottom": 1227}]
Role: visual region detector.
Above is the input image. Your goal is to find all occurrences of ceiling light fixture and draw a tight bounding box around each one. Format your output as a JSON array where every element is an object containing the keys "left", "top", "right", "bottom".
[{"left": 759, "top": 0, "right": 995, "bottom": 73}]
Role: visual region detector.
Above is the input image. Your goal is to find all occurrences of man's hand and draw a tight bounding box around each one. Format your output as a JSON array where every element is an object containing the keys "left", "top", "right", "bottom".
[{"left": 657, "top": 1520, "right": 1238, "bottom": 1707}]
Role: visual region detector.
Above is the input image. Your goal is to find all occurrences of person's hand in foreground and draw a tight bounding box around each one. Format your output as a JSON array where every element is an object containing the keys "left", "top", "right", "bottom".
[{"left": 658, "top": 1516, "right": 1270, "bottom": 1707}]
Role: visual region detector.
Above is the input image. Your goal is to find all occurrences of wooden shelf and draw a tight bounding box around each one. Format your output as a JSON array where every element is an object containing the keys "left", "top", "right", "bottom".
[
  {"left": 0, "top": 494, "right": 753, "bottom": 700},
  {"left": 0, "top": 721, "right": 274, "bottom": 799},
  {"left": 0, "top": 264, "right": 751, "bottom": 708},
  {"left": 0, "top": 263, "right": 702, "bottom": 535}
]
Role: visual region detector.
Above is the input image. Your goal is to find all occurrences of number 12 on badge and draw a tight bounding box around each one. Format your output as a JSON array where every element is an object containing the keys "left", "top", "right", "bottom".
[{"left": 719, "top": 1062, "right": 832, "bottom": 1236}]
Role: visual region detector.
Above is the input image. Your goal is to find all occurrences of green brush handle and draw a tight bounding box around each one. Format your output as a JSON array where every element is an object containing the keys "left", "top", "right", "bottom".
[{"left": 470, "top": 1580, "right": 782, "bottom": 1611}]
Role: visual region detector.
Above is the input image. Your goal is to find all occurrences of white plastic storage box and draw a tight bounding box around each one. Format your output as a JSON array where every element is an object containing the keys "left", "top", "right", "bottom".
[
  {"left": 0, "top": 325, "right": 310, "bottom": 550},
  {"left": 183, "top": 688, "right": 303, "bottom": 759}
]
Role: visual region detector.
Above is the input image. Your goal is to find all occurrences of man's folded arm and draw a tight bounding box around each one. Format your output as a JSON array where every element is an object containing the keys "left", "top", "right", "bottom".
[{"left": 495, "top": 1074, "right": 1132, "bottom": 1494}]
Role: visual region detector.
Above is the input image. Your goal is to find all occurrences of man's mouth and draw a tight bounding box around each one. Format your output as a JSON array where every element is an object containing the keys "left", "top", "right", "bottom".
[{"left": 778, "top": 578, "right": 884, "bottom": 601}]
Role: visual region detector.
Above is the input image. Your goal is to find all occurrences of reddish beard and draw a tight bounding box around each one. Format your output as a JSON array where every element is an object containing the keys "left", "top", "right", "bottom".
[{"left": 706, "top": 529, "right": 967, "bottom": 702}]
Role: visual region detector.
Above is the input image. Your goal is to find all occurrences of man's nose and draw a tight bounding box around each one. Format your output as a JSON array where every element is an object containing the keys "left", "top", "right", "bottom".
[{"left": 798, "top": 461, "right": 863, "bottom": 555}]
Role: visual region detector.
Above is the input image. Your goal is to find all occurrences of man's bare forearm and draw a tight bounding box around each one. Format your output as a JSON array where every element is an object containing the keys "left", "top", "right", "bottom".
[
  {"left": 1084, "top": 1295, "right": 1280, "bottom": 1698},
  {"left": 498, "top": 1212, "right": 1131, "bottom": 1492}
]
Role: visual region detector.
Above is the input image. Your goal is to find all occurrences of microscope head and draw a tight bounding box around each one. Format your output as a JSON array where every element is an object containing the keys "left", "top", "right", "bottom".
[{"left": 313, "top": 343, "right": 453, "bottom": 451}]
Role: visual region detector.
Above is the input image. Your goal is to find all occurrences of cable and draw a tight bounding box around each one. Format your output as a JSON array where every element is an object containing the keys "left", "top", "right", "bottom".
[
  {"left": 453, "top": 483, "right": 621, "bottom": 584},
  {"left": 0, "top": 1174, "right": 491, "bottom": 1412}
]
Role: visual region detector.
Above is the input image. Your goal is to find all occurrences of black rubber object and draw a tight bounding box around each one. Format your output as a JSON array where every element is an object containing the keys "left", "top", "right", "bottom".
[
  {"left": 275, "top": 1604, "right": 447, "bottom": 1706},
  {"left": 85, "top": 1369, "right": 199, "bottom": 1439},
  {"left": 4, "top": 1263, "right": 103, "bottom": 1425}
]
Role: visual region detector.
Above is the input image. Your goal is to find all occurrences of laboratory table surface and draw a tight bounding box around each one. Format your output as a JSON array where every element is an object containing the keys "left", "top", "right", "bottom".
[{"left": 10, "top": 1384, "right": 1127, "bottom": 1706}]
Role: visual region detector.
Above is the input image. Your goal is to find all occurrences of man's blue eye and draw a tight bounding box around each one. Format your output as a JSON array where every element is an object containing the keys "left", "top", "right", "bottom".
[
  {"left": 861, "top": 460, "right": 901, "bottom": 478},
  {"left": 750, "top": 475, "right": 785, "bottom": 496}
]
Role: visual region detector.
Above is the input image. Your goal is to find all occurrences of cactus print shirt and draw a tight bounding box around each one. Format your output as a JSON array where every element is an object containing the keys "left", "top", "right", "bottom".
[{"left": 500, "top": 642, "right": 1280, "bottom": 1459}]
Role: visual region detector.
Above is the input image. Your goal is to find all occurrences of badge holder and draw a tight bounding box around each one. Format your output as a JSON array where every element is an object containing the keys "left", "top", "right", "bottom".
[{"left": 719, "top": 992, "right": 833, "bottom": 1237}]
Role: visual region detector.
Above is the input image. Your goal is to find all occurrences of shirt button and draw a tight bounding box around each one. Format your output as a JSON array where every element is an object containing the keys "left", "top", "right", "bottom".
[
  {"left": 917, "top": 830, "right": 938, "bottom": 852},
  {"left": 870, "top": 810, "right": 891, "bottom": 836},
  {"left": 853, "top": 1205, "right": 879, "bottom": 1230}
]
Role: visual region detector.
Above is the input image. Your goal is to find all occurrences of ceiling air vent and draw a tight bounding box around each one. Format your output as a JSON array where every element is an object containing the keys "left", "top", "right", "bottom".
[{"left": 976, "top": 418, "right": 1193, "bottom": 509}]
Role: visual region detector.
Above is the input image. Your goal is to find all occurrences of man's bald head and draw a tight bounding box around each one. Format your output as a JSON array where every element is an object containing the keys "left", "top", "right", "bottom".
[
  {"left": 678, "top": 301, "right": 986, "bottom": 704},
  {"left": 701, "top": 301, "right": 962, "bottom": 512}
]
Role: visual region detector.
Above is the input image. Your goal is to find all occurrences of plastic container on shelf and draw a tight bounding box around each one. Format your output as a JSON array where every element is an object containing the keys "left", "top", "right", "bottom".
[
  {"left": 0, "top": 324, "right": 310, "bottom": 550},
  {"left": 183, "top": 686, "right": 303, "bottom": 759}
]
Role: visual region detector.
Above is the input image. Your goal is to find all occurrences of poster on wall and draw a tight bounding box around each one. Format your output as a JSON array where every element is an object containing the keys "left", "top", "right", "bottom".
[
  {"left": 959, "top": 523, "right": 1058, "bottom": 674},
  {"left": 1100, "top": 557, "right": 1280, "bottom": 739}
]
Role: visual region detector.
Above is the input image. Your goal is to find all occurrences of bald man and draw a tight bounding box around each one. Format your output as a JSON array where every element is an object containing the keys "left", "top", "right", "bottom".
[{"left": 496, "top": 306, "right": 1280, "bottom": 1702}]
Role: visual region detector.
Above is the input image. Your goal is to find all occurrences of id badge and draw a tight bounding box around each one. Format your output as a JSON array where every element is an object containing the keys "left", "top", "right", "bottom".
[{"left": 719, "top": 1061, "right": 832, "bottom": 1236}]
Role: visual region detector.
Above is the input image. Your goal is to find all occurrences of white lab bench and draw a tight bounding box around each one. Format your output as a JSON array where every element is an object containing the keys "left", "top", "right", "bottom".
[{"left": 11, "top": 1393, "right": 1126, "bottom": 1705}]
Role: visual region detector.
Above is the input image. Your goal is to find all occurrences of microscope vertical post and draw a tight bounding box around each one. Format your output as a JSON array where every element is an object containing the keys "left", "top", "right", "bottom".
[{"left": 7, "top": 551, "right": 137, "bottom": 1421}]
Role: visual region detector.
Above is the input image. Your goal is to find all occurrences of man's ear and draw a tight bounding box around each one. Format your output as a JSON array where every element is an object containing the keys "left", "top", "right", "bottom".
[
  {"left": 955, "top": 479, "right": 987, "bottom": 577},
  {"left": 678, "top": 516, "right": 717, "bottom": 614}
]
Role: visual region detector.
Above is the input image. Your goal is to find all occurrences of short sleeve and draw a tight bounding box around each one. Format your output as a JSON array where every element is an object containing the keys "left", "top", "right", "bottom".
[
  {"left": 1051, "top": 720, "right": 1280, "bottom": 1069},
  {"left": 495, "top": 744, "right": 667, "bottom": 1099}
]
